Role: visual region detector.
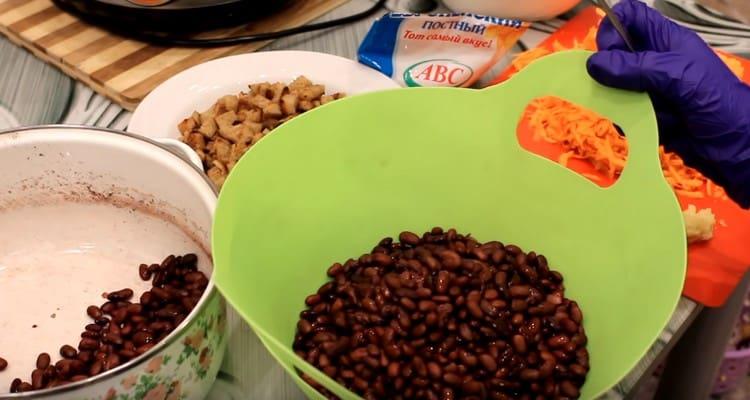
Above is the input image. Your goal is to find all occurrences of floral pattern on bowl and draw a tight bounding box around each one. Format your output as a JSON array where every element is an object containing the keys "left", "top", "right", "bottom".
[{"left": 55, "top": 291, "right": 226, "bottom": 400}]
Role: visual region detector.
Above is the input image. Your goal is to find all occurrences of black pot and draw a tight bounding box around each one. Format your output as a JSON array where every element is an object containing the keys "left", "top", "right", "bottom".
[{"left": 52, "top": 0, "right": 293, "bottom": 34}]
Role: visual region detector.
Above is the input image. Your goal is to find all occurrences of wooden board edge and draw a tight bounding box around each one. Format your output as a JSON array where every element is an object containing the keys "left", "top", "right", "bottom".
[
  {"left": 115, "top": 0, "right": 351, "bottom": 107},
  {"left": 0, "top": 0, "right": 351, "bottom": 111}
]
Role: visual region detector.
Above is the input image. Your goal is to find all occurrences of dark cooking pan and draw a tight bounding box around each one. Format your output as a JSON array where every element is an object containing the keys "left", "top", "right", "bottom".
[{"left": 52, "top": 0, "right": 293, "bottom": 34}]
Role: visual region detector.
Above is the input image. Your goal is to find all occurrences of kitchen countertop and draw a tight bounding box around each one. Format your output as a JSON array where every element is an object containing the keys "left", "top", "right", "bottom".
[{"left": 0, "top": 0, "right": 706, "bottom": 399}]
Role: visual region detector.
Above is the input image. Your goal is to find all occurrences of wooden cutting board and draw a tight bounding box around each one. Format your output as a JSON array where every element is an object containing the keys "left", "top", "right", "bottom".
[{"left": 0, "top": 0, "right": 348, "bottom": 110}]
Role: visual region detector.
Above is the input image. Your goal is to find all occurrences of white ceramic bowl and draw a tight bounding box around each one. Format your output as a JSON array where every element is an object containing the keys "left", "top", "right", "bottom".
[
  {"left": 0, "top": 126, "right": 225, "bottom": 399},
  {"left": 128, "top": 51, "right": 400, "bottom": 140},
  {"left": 442, "top": 0, "right": 581, "bottom": 21}
]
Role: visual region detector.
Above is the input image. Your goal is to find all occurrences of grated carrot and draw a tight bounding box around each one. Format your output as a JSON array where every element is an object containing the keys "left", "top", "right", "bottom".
[
  {"left": 510, "top": 25, "right": 739, "bottom": 200},
  {"left": 526, "top": 96, "right": 728, "bottom": 199},
  {"left": 675, "top": 190, "right": 705, "bottom": 199},
  {"left": 559, "top": 151, "right": 575, "bottom": 167}
]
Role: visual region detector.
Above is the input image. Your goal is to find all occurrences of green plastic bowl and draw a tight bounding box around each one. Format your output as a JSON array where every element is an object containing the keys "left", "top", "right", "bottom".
[{"left": 213, "top": 51, "right": 687, "bottom": 399}]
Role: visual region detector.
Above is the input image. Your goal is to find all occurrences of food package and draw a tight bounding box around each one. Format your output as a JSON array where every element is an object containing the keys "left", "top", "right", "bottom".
[{"left": 358, "top": 13, "right": 529, "bottom": 87}]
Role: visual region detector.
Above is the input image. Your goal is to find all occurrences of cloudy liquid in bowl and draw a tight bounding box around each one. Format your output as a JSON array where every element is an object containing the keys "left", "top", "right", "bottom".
[{"left": 0, "top": 202, "right": 210, "bottom": 392}]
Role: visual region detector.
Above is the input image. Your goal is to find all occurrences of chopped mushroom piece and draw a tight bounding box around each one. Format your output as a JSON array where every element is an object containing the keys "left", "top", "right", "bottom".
[{"left": 177, "top": 76, "right": 346, "bottom": 189}]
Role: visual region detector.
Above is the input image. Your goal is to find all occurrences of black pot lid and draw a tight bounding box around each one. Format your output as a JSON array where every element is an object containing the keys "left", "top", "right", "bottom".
[{"left": 53, "top": 0, "right": 292, "bottom": 34}]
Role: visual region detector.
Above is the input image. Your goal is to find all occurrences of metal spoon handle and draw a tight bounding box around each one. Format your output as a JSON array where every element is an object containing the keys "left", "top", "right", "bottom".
[{"left": 593, "top": 0, "right": 637, "bottom": 52}]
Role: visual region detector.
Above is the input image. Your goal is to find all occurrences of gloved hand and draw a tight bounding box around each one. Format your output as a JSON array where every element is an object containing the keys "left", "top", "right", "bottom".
[{"left": 586, "top": 0, "right": 750, "bottom": 208}]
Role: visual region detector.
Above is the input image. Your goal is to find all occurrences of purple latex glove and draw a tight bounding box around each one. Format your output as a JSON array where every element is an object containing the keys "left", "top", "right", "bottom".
[{"left": 586, "top": 0, "right": 750, "bottom": 208}]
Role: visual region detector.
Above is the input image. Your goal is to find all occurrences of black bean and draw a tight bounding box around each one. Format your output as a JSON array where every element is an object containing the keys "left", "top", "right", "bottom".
[
  {"left": 34, "top": 353, "right": 50, "bottom": 369},
  {"left": 138, "top": 263, "right": 152, "bottom": 280},
  {"left": 31, "top": 369, "right": 44, "bottom": 390},
  {"left": 152, "top": 271, "right": 166, "bottom": 286},
  {"left": 110, "top": 308, "right": 128, "bottom": 323},
  {"left": 55, "top": 360, "right": 71, "bottom": 377},
  {"left": 120, "top": 323, "right": 133, "bottom": 337},
  {"left": 78, "top": 339, "right": 99, "bottom": 351},
  {"left": 103, "top": 333, "right": 123, "bottom": 345},
  {"left": 479, "top": 354, "right": 498, "bottom": 372},
  {"left": 458, "top": 350, "right": 477, "bottom": 367},
  {"left": 505, "top": 245, "right": 521, "bottom": 255},
  {"left": 444, "top": 373, "right": 461, "bottom": 386},
  {"left": 140, "top": 291, "right": 154, "bottom": 305},
  {"left": 136, "top": 343, "right": 155, "bottom": 354},
  {"left": 103, "top": 353, "right": 120, "bottom": 371},
  {"left": 154, "top": 321, "right": 176, "bottom": 333},
  {"left": 107, "top": 288, "right": 134, "bottom": 301},
  {"left": 126, "top": 303, "right": 143, "bottom": 315},
  {"left": 418, "top": 300, "right": 437, "bottom": 312},
  {"left": 427, "top": 361, "right": 442, "bottom": 379},
  {"left": 399, "top": 231, "right": 420, "bottom": 246},
  {"left": 327, "top": 263, "right": 344, "bottom": 277},
  {"left": 561, "top": 318, "right": 579, "bottom": 334},
  {"left": 133, "top": 331, "right": 155, "bottom": 346},
  {"left": 495, "top": 271, "right": 508, "bottom": 287},
  {"left": 86, "top": 305, "right": 102, "bottom": 319},
  {"left": 305, "top": 294, "right": 321, "bottom": 306},
  {"left": 509, "top": 285, "right": 531, "bottom": 298},
  {"left": 400, "top": 297, "right": 416, "bottom": 310},
  {"left": 512, "top": 335, "right": 527, "bottom": 354},
  {"left": 88, "top": 360, "right": 103, "bottom": 376},
  {"left": 438, "top": 250, "right": 461, "bottom": 269},
  {"left": 561, "top": 380, "right": 580, "bottom": 397},
  {"left": 372, "top": 252, "right": 393, "bottom": 266},
  {"left": 387, "top": 362, "right": 400, "bottom": 377},
  {"left": 150, "top": 287, "right": 171, "bottom": 301},
  {"left": 154, "top": 306, "right": 182, "bottom": 319},
  {"left": 81, "top": 331, "right": 99, "bottom": 340},
  {"left": 466, "top": 291, "right": 483, "bottom": 318},
  {"left": 292, "top": 230, "right": 587, "bottom": 400},
  {"left": 43, "top": 366, "right": 56, "bottom": 379},
  {"left": 548, "top": 335, "right": 570, "bottom": 349},
  {"left": 119, "top": 349, "right": 138, "bottom": 360},
  {"left": 520, "top": 369, "right": 540, "bottom": 381},
  {"left": 101, "top": 302, "right": 116, "bottom": 314},
  {"left": 60, "top": 345, "right": 77, "bottom": 359},
  {"left": 77, "top": 351, "right": 93, "bottom": 363},
  {"left": 462, "top": 380, "right": 483, "bottom": 394},
  {"left": 181, "top": 253, "right": 198, "bottom": 267}
]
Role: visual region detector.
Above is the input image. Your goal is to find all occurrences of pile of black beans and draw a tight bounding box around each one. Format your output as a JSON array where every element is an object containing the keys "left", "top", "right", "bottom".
[
  {"left": 8, "top": 254, "right": 209, "bottom": 393},
  {"left": 293, "top": 228, "right": 588, "bottom": 400}
]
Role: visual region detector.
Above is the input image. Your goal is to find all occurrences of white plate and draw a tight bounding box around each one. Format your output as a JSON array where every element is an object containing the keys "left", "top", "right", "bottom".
[{"left": 128, "top": 51, "right": 400, "bottom": 139}]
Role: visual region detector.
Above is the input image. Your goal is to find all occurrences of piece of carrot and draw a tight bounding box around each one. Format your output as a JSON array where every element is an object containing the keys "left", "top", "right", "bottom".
[{"left": 525, "top": 96, "right": 727, "bottom": 199}]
